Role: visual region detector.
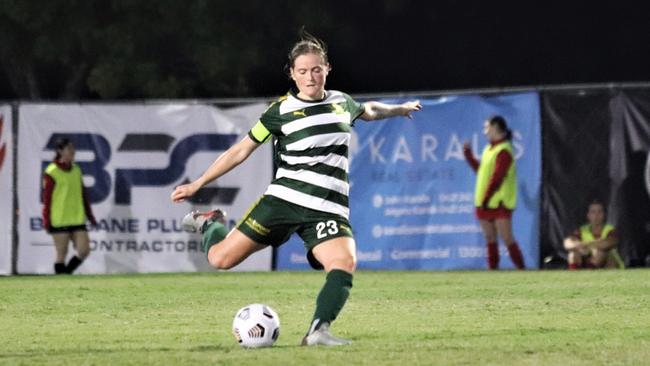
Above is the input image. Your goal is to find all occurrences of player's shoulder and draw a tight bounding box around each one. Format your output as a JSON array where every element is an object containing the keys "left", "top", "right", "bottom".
[
  {"left": 260, "top": 94, "right": 288, "bottom": 120},
  {"left": 44, "top": 162, "right": 58, "bottom": 174},
  {"left": 327, "top": 90, "right": 352, "bottom": 101}
]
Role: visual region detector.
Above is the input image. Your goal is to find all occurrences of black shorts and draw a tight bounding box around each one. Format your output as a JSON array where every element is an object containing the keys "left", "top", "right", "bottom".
[
  {"left": 48, "top": 224, "right": 87, "bottom": 234},
  {"left": 237, "top": 195, "right": 354, "bottom": 269}
]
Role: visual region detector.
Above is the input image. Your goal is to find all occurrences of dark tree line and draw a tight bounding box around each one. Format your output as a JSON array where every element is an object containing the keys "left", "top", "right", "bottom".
[
  {"left": 0, "top": 0, "right": 370, "bottom": 99},
  {"left": 1, "top": 1, "right": 647, "bottom": 100}
]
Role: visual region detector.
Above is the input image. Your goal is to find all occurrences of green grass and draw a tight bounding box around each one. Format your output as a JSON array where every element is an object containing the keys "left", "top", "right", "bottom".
[{"left": 1, "top": 270, "right": 649, "bottom": 366}]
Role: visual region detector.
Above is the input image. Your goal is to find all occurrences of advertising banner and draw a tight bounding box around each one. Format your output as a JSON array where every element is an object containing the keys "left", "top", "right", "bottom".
[
  {"left": 277, "top": 93, "right": 541, "bottom": 270},
  {"left": 0, "top": 106, "right": 12, "bottom": 275},
  {"left": 17, "top": 103, "right": 273, "bottom": 274}
]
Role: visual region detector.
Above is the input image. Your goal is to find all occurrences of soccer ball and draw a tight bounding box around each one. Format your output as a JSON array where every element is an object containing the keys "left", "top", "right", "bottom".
[{"left": 232, "top": 304, "right": 280, "bottom": 348}]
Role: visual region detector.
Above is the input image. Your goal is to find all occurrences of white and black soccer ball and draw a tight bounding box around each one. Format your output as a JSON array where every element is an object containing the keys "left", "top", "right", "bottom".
[{"left": 232, "top": 304, "right": 280, "bottom": 348}]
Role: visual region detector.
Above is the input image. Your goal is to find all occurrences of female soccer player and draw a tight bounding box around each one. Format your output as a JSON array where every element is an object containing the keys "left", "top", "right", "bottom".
[
  {"left": 171, "top": 33, "right": 421, "bottom": 346},
  {"left": 463, "top": 116, "right": 525, "bottom": 270},
  {"left": 563, "top": 200, "right": 623, "bottom": 269},
  {"left": 42, "top": 137, "right": 96, "bottom": 274}
]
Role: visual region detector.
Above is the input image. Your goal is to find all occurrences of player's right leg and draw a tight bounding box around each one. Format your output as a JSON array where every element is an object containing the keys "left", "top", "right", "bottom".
[
  {"left": 495, "top": 218, "right": 525, "bottom": 269},
  {"left": 567, "top": 249, "right": 582, "bottom": 269},
  {"left": 589, "top": 249, "right": 608, "bottom": 268},
  {"left": 182, "top": 209, "right": 227, "bottom": 235},
  {"left": 66, "top": 230, "right": 91, "bottom": 274},
  {"left": 479, "top": 219, "right": 499, "bottom": 269},
  {"left": 206, "top": 229, "right": 266, "bottom": 269},
  {"left": 182, "top": 209, "right": 266, "bottom": 269},
  {"left": 52, "top": 232, "right": 71, "bottom": 274}
]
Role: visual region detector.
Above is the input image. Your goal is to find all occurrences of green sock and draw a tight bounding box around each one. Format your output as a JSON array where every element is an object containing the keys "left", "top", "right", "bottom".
[
  {"left": 201, "top": 221, "right": 228, "bottom": 253},
  {"left": 310, "top": 269, "right": 353, "bottom": 331}
]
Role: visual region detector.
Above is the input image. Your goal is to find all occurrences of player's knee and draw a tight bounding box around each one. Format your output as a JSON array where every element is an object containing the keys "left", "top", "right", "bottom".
[
  {"left": 327, "top": 255, "right": 356, "bottom": 273},
  {"left": 483, "top": 233, "right": 497, "bottom": 243},
  {"left": 77, "top": 247, "right": 90, "bottom": 259},
  {"left": 591, "top": 254, "right": 607, "bottom": 268},
  {"left": 207, "top": 252, "right": 236, "bottom": 270}
]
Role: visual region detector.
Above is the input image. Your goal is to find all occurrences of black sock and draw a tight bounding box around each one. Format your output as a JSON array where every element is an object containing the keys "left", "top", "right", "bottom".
[
  {"left": 54, "top": 262, "right": 67, "bottom": 274},
  {"left": 310, "top": 269, "right": 353, "bottom": 332},
  {"left": 66, "top": 256, "right": 84, "bottom": 274}
]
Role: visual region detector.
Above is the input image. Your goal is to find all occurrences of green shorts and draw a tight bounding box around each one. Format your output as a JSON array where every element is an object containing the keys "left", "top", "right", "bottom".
[{"left": 237, "top": 195, "right": 354, "bottom": 269}]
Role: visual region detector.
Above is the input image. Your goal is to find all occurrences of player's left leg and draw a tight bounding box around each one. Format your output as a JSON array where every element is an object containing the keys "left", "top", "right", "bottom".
[
  {"left": 495, "top": 218, "right": 525, "bottom": 269},
  {"left": 589, "top": 249, "right": 609, "bottom": 268},
  {"left": 302, "top": 236, "right": 356, "bottom": 346},
  {"left": 67, "top": 229, "right": 90, "bottom": 274}
]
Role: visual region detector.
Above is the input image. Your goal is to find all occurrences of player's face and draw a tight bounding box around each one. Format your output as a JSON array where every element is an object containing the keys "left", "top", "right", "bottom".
[
  {"left": 483, "top": 121, "right": 503, "bottom": 142},
  {"left": 59, "top": 144, "right": 75, "bottom": 163},
  {"left": 290, "top": 52, "right": 330, "bottom": 100},
  {"left": 587, "top": 203, "right": 605, "bottom": 226}
]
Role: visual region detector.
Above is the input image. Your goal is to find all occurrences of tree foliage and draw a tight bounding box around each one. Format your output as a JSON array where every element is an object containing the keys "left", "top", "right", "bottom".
[{"left": 0, "top": 0, "right": 359, "bottom": 99}]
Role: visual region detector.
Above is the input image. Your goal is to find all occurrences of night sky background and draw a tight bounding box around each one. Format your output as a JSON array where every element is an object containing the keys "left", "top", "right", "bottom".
[{"left": 0, "top": 0, "right": 648, "bottom": 99}]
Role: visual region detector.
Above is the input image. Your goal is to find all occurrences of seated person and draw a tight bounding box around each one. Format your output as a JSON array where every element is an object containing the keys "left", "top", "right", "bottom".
[{"left": 563, "top": 200, "right": 624, "bottom": 269}]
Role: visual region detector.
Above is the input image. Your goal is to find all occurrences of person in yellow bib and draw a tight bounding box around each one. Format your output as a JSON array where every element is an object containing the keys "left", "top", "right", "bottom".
[
  {"left": 463, "top": 115, "right": 525, "bottom": 270},
  {"left": 563, "top": 200, "right": 623, "bottom": 269},
  {"left": 42, "top": 138, "right": 97, "bottom": 274}
]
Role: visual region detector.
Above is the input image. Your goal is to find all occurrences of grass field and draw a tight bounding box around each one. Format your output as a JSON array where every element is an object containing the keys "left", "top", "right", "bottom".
[{"left": 1, "top": 270, "right": 649, "bottom": 366}]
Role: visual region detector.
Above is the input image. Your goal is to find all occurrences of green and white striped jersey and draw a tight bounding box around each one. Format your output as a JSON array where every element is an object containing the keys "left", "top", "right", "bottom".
[{"left": 247, "top": 89, "right": 365, "bottom": 219}]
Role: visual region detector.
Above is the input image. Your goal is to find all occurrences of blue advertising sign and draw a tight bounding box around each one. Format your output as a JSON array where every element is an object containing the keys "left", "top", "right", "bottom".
[{"left": 276, "top": 92, "right": 541, "bottom": 270}]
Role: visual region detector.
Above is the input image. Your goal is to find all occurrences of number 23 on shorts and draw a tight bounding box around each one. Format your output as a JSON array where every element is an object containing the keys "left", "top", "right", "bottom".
[{"left": 316, "top": 220, "right": 339, "bottom": 239}]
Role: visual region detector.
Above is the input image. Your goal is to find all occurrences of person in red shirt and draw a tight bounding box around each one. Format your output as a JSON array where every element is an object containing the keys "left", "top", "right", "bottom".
[
  {"left": 463, "top": 116, "right": 525, "bottom": 270},
  {"left": 563, "top": 200, "right": 623, "bottom": 269},
  {"left": 42, "top": 138, "right": 97, "bottom": 274}
]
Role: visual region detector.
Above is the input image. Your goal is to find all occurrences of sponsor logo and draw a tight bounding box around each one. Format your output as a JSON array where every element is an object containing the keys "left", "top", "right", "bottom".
[
  {"left": 244, "top": 218, "right": 270, "bottom": 236},
  {"left": 390, "top": 248, "right": 451, "bottom": 260},
  {"left": 357, "top": 249, "right": 382, "bottom": 262},
  {"left": 292, "top": 109, "right": 306, "bottom": 117},
  {"left": 41, "top": 133, "right": 238, "bottom": 204}
]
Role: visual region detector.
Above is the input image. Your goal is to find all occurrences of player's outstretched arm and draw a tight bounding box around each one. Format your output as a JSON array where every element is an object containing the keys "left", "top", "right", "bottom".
[
  {"left": 171, "top": 135, "right": 260, "bottom": 203},
  {"left": 359, "top": 100, "right": 422, "bottom": 121}
]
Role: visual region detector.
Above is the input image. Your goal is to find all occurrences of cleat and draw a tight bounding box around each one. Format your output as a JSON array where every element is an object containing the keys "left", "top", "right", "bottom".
[
  {"left": 301, "top": 323, "right": 351, "bottom": 346},
  {"left": 181, "top": 209, "right": 226, "bottom": 234}
]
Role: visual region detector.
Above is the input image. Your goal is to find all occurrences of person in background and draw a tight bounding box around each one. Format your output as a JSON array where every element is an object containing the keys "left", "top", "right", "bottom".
[
  {"left": 172, "top": 32, "right": 421, "bottom": 346},
  {"left": 563, "top": 200, "right": 624, "bottom": 269},
  {"left": 42, "top": 137, "right": 97, "bottom": 274},
  {"left": 463, "top": 115, "right": 526, "bottom": 270}
]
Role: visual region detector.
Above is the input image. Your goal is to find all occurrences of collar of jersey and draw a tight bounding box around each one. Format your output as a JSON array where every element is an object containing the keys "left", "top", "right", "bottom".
[{"left": 289, "top": 88, "right": 329, "bottom": 103}]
